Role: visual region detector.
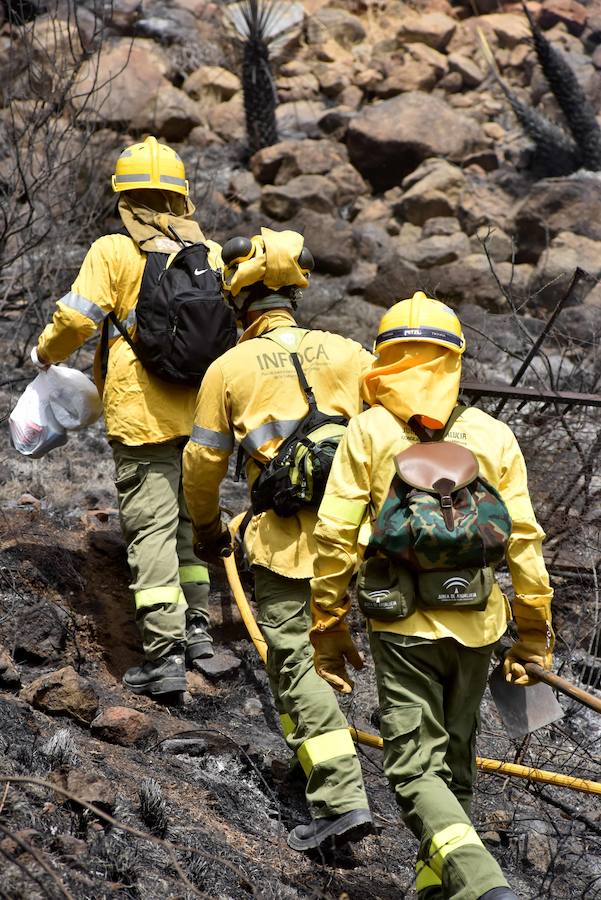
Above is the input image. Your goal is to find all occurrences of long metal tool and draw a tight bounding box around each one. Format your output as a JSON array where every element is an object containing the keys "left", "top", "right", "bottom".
[{"left": 224, "top": 515, "right": 601, "bottom": 796}]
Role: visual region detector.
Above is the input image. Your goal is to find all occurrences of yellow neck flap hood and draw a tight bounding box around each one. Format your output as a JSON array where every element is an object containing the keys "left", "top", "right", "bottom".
[
  {"left": 118, "top": 190, "right": 204, "bottom": 252},
  {"left": 361, "top": 341, "right": 462, "bottom": 429}
]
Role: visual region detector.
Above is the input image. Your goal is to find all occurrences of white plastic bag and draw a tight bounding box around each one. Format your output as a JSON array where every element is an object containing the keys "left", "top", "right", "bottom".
[
  {"left": 45, "top": 365, "right": 103, "bottom": 430},
  {"left": 9, "top": 365, "right": 102, "bottom": 458}
]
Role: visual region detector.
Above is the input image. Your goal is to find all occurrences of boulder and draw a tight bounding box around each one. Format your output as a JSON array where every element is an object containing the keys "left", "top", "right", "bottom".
[
  {"left": 470, "top": 226, "right": 514, "bottom": 263},
  {"left": 363, "top": 252, "right": 423, "bottom": 307},
  {"left": 539, "top": 0, "right": 588, "bottom": 36},
  {"left": 397, "top": 232, "right": 472, "bottom": 268},
  {"left": 459, "top": 303, "right": 545, "bottom": 365},
  {"left": 261, "top": 174, "right": 337, "bottom": 219},
  {"left": 513, "top": 177, "right": 601, "bottom": 261},
  {"left": 276, "top": 99, "right": 326, "bottom": 139},
  {"left": 426, "top": 255, "right": 533, "bottom": 310},
  {"left": 347, "top": 92, "right": 481, "bottom": 190},
  {"left": 397, "top": 12, "right": 456, "bottom": 50},
  {"left": 395, "top": 159, "right": 467, "bottom": 226},
  {"left": 0, "top": 647, "right": 20, "bottom": 687},
  {"left": 71, "top": 39, "right": 170, "bottom": 125},
  {"left": 193, "top": 648, "right": 241, "bottom": 680},
  {"left": 21, "top": 666, "right": 99, "bottom": 725},
  {"left": 375, "top": 44, "right": 448, "bottom": 97},
  {"left": 528, "top": 232, "right": 601, "bottom": 307},
  {"left": 183, "top": 65, "right": 241, "bottom": 103},
  {"left": 448, "top": 52, "right": 484, "bottom": 88},
  {"left": 457, "top": 180, "right": 513, "bottom": 235},
  {"left": 307, "top": 7, "right": 367, "bottom": 47},
  {"left": 90, "top": 706, "right": 158, "bottom": 747},
  {"left": 207, "top": 94, "right": 245, "bottom": 142},
  {"left": 329, "top": 163, "right": 369, "bottom": 208},
  {"left": 51, "top": 769, "right": 116, "bottom": 814},
  {"left": 556, "top": 305, "right": 601, "bottom": 344},
  {"left": 134, "top": 84, "right": 202, "bottom": 140},
  {"left": 229, "top": 170, "right": 262, "bottom": 206},
  {"left": 15, "top": 600, "right": 68, "bottom": 663},
  {"left": 299, "top": 282, "right": 381, "bottom": 343},
  {"left": 277, "top": 72, "right": 320, "bottom": 102},
  {"left": 475, "top": 13, "right": 530, "bottom": 48},
  {"left": 288, "top": 210, "right": 355, "bottom": 275},
  {"left": 250, "top": 139, "right": 348, "bottom": 185},
  {"left": 422, "top": 217, "right": 461, "bottom": 237}
]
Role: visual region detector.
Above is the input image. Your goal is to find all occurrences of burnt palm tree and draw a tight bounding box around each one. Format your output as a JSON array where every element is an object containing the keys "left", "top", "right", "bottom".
[
  {"left": 226, "top": 0, "right": 303, "bottom": 154},
  {"left": 480, "top": 3, "right": 601, "bottom": 176}
]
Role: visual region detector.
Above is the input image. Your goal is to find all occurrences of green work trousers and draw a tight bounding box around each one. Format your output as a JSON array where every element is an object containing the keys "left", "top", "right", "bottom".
[
  {"left": 254, "top": 566, "right": 369, "bottom": 820},
  {"left": 112, "top": 439, "right": 210, "bottom": 661},
  {"left": 369, "top": 631, "right": 509, "bottom": 900}
]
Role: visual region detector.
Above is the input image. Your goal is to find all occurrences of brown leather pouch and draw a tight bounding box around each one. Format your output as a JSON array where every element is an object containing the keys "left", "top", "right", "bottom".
[{"left": 394, "top": 442, "right": 479, "bottom": 530}]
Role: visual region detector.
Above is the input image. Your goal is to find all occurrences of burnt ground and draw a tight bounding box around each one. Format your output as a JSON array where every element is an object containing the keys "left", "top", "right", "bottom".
[{"left": 1, "top": 335, "right": 601, "bottom": 899}]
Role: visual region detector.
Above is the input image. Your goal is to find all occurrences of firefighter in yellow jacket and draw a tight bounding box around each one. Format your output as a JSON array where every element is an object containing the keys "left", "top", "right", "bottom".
[
  {"left": 183, "top": 227, "right": 375, "bottom": 851},
  {"left": 32, "top": 137, "right": 223, "bottom": 699},
  {"left": 310, "top": 292, "right": 553, "bottom": 899}
]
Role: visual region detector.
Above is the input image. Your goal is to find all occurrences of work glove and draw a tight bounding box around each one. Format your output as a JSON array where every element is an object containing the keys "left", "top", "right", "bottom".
[
  {"left": 310, "top": 623, "right": 364, "bottom": 694},
  {"left": 193, "top": 522, "right": 233, "bottom": 567},
  {"left": 503, "top": 601, "right": 554, "bottom": 686},
  {"left": 30, "top": 346, "right": 50, "bottom": 370}
]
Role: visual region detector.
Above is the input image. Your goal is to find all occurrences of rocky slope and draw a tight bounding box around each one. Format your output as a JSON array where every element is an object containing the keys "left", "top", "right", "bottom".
[{"left": 1, "top": 0, "right": 601, "bottom": 897}]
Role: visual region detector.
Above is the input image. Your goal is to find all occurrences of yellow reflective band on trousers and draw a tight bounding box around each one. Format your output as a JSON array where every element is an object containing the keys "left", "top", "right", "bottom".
[
  {"left": 415, "top": 861, "right": 442, "bottom": 892},
  {"left": 428, "top": 823, "right": 484, "bottom": 878},
  {"left": 178, "top": 564, "right": 209, "bottom": 584},
  {"left": 280, "top": 713, "right": 295, "bottom": 737},
  {"left": 296, "top": 728, "right": 356, "bottom": 778},
  {"left": 134, "top": 585, "right": 184, "bottom": 610},
  {"left": 319, "top": 494, "right": 365, "bottom": 525}
]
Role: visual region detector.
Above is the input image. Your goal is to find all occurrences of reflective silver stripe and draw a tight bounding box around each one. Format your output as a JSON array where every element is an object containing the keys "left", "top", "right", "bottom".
[
  {"left": 191, "top": 425, "right": 234, "bottom": 451},
  {"left": 114, "top": 173, "right": 151, "bottom": 184},
  {"left": 160, "top": 174, "right": 186, "bottom": 187},
  {"left": 108, "top": 309, "right": 137, "bottom": 339},
  {"left": 59, "top": 291, "right": 106, "bottom": 324},
  {"left": 241, "top": 418, "right": 301, "bottom": 455}
]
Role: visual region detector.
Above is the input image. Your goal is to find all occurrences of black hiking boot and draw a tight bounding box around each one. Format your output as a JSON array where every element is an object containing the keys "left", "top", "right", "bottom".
[
  {"left": 287, "top": 808, "right": 374, "bottom": 852},
  {"left": 185, "top": 620, "right": 214, "bottom": 666},
  {"left": 122, "top": 653, "right": 187, "bottom": 698},
  {"left": 479, "top": 888, "right": 519, "bottom": 900}
]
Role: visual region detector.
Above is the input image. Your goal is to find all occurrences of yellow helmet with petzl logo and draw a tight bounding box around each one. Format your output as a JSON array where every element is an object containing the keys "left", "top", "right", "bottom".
[
  {"left": 375, "top": 291, "right": 466, "bottom": 355},
  {"left": 111, "top": 135, "right": 189, "bottom": 196}
]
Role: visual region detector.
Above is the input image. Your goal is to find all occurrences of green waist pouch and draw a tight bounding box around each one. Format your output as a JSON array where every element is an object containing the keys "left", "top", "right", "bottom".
[
  {"left": 357, "top": 556, "right": 417, "bottom": 621},
  {"left": 416, "top": 566, "right": 493, "bottom": 611}
]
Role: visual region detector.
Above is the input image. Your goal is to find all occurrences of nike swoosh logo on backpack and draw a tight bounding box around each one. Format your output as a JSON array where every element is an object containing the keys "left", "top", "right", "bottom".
[{"left": 194, "top": 268, "right": 207, "bottom": 276}]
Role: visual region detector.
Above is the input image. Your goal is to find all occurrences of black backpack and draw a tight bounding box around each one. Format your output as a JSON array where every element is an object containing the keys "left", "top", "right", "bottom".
[
  {"left": 101, "top": 234, "right": 237, "bottom": 386},
  {"left": 249, "top": 339, "right": 348, "bottom": 517}
]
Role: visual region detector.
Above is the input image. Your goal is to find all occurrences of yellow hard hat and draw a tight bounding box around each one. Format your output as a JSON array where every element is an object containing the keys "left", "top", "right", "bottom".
[
  {"left": 111, "top": 135, "right": 189, "bottom": 196},
  {"left": 375, "top": 291, "right": 466, "bottom": 355}
]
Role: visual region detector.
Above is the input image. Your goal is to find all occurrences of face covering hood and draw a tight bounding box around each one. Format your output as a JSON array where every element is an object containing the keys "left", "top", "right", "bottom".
[
  {"left": 361, "top": 341, "right": 461, "bottom": 429},
  {"left": 118, "top": 190, "right": 205, "bottom": 252}
]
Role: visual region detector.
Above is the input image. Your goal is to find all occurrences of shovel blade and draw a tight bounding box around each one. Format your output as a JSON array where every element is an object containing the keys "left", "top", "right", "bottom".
[{"left": 489, "top": 663, "right": 564, "bottom": 738}]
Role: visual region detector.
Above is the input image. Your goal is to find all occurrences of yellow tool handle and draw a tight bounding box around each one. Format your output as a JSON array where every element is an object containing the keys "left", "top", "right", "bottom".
[
  {"left": 225, "top": 514, "right": 601, "bottom": 797},
  {"left": 525, "top": 662, "right": 601, "bottom": 714}
]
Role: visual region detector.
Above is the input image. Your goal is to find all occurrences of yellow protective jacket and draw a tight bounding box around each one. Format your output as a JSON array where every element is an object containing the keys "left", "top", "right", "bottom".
[
  {"left": 183, "top": 309, "right": 374, "bottom": 578},
  {"left": 37, "top": 233, "right": 222, "bottom": 445},
  {"left": 311, "top": 403, "right": 553, "bottom": 648}
]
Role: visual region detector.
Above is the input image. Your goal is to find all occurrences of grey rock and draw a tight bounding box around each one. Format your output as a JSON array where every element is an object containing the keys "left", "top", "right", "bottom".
[
  {"left": 513, "top": 175, "right": 601, "bottom": 262},
  {"left": 347, "top": 92, "right": 482, "bottom": 190},
  {"left": 397, "top": 232, "right": 471, "bottom": 268},
  {"left": 194, "top": 648, "right": 242, "bottom": 680}
]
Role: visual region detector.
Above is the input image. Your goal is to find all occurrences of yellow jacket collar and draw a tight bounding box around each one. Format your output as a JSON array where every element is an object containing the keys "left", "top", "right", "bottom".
[{"left": 239, "top": 309, "right": 298, "bottom": 343}]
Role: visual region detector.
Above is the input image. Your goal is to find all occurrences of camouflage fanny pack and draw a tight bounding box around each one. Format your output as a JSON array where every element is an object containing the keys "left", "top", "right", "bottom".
[{"left": 361, "top": 407, "right": 512, "bottom": 617}]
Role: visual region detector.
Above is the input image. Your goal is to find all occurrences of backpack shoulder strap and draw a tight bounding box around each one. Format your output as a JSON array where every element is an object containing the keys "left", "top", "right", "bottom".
[{"left": 407, "top": 404, "right": 468, "bottom": 443}]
